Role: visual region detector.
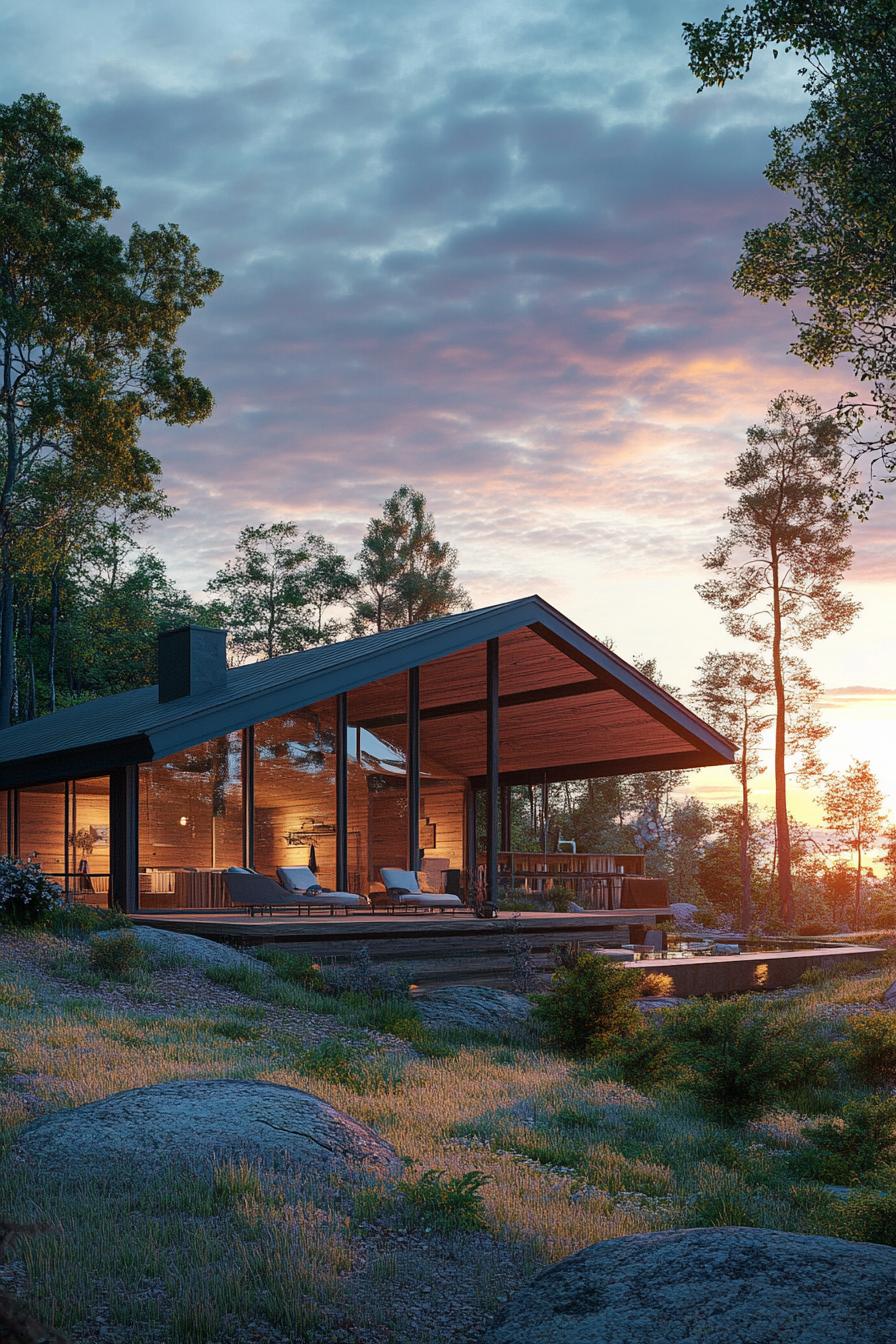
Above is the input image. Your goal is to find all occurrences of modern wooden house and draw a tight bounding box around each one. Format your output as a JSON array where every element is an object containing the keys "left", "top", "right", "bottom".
[{"left": 0, "top": 596, "right": 734, "bottom": 914}]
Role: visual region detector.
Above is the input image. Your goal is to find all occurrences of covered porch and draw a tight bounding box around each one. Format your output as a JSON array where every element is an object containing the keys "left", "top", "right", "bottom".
[{"left": 0, "top": 597, "right": 735, "bottom": 916}]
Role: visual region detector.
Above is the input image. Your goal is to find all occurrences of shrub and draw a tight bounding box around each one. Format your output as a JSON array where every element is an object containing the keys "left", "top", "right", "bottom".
[
  {"left": 291, "top": 1038, "right": 403, "bottom": 1093},
  {"left": 843, "top": 1013, "right": 896, "bottom": 1087},
  {"left": 204, "top": 964, "right": 269, "bottom": 997},
  {"left": 256, "top": 948, "right": 326, "bottom": 992},
  {"left": 663, "top": 998, "right": 831, "bottom": 1125},
  {"left": 841, "top": 1190, "right": 896, "bottom": 1246},
  {"left": 46, "top": 903, "right": 131, "bottom": 939},
  {"left": 533, "top": 949, "right": 641, "bottom": 1056},
  {"left": 0, "top": 858, "right": 64, "bottom": 926},
  {"left": 88, "top": 931, "right": 145, "bottom": 982},
  {"left": 503, "top": 917, "right": 539, "bottom": 994},
  {"left": 639, "top": 971, "right": 676, "bottom": 998},
  {"left": 796, "top": 1095, "right": 896, "bottom": 1184},
  {"left": 613, "top": 1020, "right": 679, "bottom": 1089},
  {"left": 320, "top": 946, "right": 411, "bottom": 999},
  {"left": 397, "top": 1168, "right": 490, "bottom": 1231}
]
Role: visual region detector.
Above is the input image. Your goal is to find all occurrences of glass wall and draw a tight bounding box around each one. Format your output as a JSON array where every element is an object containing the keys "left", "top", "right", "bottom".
[
  {"left": 139, "top": 735, "right": 242, "bottom": 908},
  {"left": 18, "top": 782, "right": 67, "bottom": 880},
  {"left": 15, "top": 777, "right": 111, "bottom": 905},
  {"left": 68, "top": 777, "right": 110, "bottom": 906},
  {"left": 254, "top": 702, "right": 339, "bottom": 886}
]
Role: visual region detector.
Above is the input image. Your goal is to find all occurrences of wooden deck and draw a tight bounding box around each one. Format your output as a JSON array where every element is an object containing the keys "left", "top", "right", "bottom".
[{"left": 134, "top": 907, "right": 667, "bottom": 986}]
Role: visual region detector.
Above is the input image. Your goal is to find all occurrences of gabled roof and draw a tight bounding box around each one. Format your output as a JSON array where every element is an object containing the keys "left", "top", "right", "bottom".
[{"left": 0, "top": 595, "right": 735, "bottom": 788}]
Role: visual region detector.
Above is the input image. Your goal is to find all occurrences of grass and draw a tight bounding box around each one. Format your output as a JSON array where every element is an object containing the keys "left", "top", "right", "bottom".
[{"left": 1, "top": 937, "right": 895, "bottom": 1340}]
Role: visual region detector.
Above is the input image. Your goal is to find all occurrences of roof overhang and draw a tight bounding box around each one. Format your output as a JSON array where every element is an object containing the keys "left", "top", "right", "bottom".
[{"left": 0, "top": 596, "right": 735, "bottom": 789}]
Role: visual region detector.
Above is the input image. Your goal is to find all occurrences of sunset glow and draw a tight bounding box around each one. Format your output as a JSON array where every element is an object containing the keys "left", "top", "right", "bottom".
[{"left": 7, "top": 0, "right": 895, "bottom": 822}]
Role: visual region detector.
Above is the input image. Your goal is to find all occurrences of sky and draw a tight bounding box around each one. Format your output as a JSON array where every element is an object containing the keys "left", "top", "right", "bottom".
[{"left": 4, "top": 0, "right": 896, "bottom": 829}]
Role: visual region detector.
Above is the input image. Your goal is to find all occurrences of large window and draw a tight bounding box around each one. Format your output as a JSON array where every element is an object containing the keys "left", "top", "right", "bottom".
[
  {"left": 254, "top": 703, "right": 342, "bottom": 886},
  {"left": 68, "top": 777, "right": 110, "bottom": 906},
  {"left": 16, "top": 777, "right": 110, "bottom": 905},
  {"left": 139, "top": 736, "right": 242, "bottom": 908},
  {"left": 18, "top": 782, "right": 66, "bottom": 881}
]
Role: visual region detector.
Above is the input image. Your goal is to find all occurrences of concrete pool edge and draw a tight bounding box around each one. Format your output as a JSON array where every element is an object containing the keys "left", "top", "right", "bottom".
[{"left": 628, "top": 943, "right": 886, "bottom": 996}]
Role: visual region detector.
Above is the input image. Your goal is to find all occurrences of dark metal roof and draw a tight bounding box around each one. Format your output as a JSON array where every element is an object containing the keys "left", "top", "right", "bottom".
[{"left": 0, "top": 595, "right": 735, "bottom": 788}]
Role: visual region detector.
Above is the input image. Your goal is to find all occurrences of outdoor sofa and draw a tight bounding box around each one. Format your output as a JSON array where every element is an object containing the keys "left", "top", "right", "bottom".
[{"left": 370, "top": 867, "right": 465, "bottom": 914}]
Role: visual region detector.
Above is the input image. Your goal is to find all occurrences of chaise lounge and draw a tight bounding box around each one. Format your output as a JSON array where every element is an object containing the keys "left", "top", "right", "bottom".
[
  {"left": 223, "top": 867, "right": 366, "bottom": 916},
  {"left": 371, "top": 867, "right": 465, "bottom": 914},
  {"left": 276, "top": 866, "right": 367, "bottom": 915}
]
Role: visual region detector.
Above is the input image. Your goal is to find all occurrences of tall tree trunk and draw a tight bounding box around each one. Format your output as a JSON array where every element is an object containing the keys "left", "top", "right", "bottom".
[
  {"left": 854, "top": 834, "right": 863, "bottom": 929},
  {"left": 24, "top": 599, "right": 36, "bottom": 720},
  {"left": 770, "top": 546, "right": 793, "bottom": 926},
  {"left": 1, "top": 335, "right": 20, "bottom": 730},
  {"left": 48, "top": 567, "right": 60, "bottom": 713},
  {"left": 739, "top": 719, "right": 752, "bottom": 932},
  {"left": 0, "top": 559, "right": 14, "bottom": 729}
]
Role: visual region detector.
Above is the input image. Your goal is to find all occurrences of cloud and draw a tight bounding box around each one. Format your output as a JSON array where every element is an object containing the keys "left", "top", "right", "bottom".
[{"left": 2, "top": 0, "right": 892, "bottom": 689}]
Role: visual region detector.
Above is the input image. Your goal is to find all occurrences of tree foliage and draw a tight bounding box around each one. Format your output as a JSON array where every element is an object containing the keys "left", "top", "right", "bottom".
[
  {"left": 0, "top": 92, "right": 220, "bottom": 724},
  {"left": 698, "top": 391, "right": 856, "bottom": 924},
  {"left": 684, "top": 1, "right": 896, "bottom": 492},
  {"left": 353, "top": 485, "right": 470, "bottom": 633},
  {"left": 822, "top": 758, "right": 889, "bottom": 926},
  {"left": 206, "top": 523, "right": 356, "bottom": 662}
]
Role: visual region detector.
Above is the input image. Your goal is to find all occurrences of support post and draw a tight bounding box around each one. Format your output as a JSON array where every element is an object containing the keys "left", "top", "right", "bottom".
[
  {"left": 64, "top": 779, "right": 70, "bottom": 898},
  {"left": 109, "top": 765, "right": 139, "bottom": 913},
  {"left": 465, "top": 785, "right": 478, "bottom": 897},
  {"left": 336, "top": 692, "right": 348, "bottom": 891},
  {"left": 500, "top": 783, "right": 512, "bottom": 851},
  {"left": 541, "top": 773, "right": 549, "bottom": 855},
  {"left": 12, "top": 788, "right": 19, "bottom": 857},
  {"left": 242, "top": 725, "right": 255, "bottom": 869},
  {"left": 486, "top": 637, "right": 500, "bottom": 914},
  {"left": 406, "top": 667, "right": 420, "bottom": 871}
]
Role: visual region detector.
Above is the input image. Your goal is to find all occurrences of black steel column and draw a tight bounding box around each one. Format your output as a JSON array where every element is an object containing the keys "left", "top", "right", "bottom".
[
  {"left": 486, "top": 637, "right": 500, "bottom": 913},
  {"left": 500, "top": 784, "right": 512, "bottom": 851},
  {"left": 336, "top": 692, "right": 348, "bottom": 891},
  {"left": 64, "top": 780, "right": 70, "bottom": 898},
  {"left": 241, "top": 725, "right": 255, "bottom": 869},
  {"left": 465, "top": 786, "right": 478, "bottom": 893},
  {"left": 541, "top": 773, "right": 549, "bottom": 854},
  {"left": 407, "top": 667, "right": 420, "bottom": 870},
  {"left": 109, "top": 765, "right": 139, "bottom": 913}
]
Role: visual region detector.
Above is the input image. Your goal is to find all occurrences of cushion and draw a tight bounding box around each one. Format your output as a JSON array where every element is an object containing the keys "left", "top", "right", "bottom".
[{"left": 380, "top": 867, "right": 421, "bottom": 894}]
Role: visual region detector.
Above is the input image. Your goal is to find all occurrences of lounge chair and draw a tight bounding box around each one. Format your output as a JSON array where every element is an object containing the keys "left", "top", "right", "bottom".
[
  {"left": 276, "top": 866, "right": 367, "bottom": 915},
  {"left": 223, "top": 868, "right": 304, "bottom": 916},
  {"left": 372, "top": 867, "right": 464, "bottom": 913}
]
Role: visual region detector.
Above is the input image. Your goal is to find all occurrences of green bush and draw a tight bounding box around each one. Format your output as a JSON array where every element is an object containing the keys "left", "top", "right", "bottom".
[
  {"left": 663, "top": 998, "right": 831, "bottom": 1125},
  {"left": 291, "top": 1038, "right": 404, "bottom": 1093},
  {"left": 397, "top": 1168, "right": 490, "bottom": 1231},
  {"left": 255, "top": 948, "right": 326, "bottom": 991},
  {"left": 46, "top": 904, "right": 131, "bottom": 939},
  {"left": 841, "top": 1190, "right": 896, "bottom": 1245},
  {"left": 0, "top": 858, "right": 64, "bottom": 926},
  {"left": 613, "top": 1020, "right": 679, "bottom": 1089},
  {"left": 796, "top": 1095, "right": 896, "bottom": 1185},
  {"left": 843, "top": 1013, "right": 896, "bottom": 1087},
  {"left": 533, "top": 949, "right": 641, "bottom": 1056},
  {"left": 204, "top": 964, "right": 269, "bottom": 997},
  {"left": 88, "top": 931, "right": 145, "bottom": 982}
]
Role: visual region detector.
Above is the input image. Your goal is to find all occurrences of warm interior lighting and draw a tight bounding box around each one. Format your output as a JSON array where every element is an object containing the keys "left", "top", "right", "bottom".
[
  {"left": 754, "top": 962, "right": 769, "bottom": 987},
  {"left": 179, "top": 816, "right": 188, "bottom": 827}
]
